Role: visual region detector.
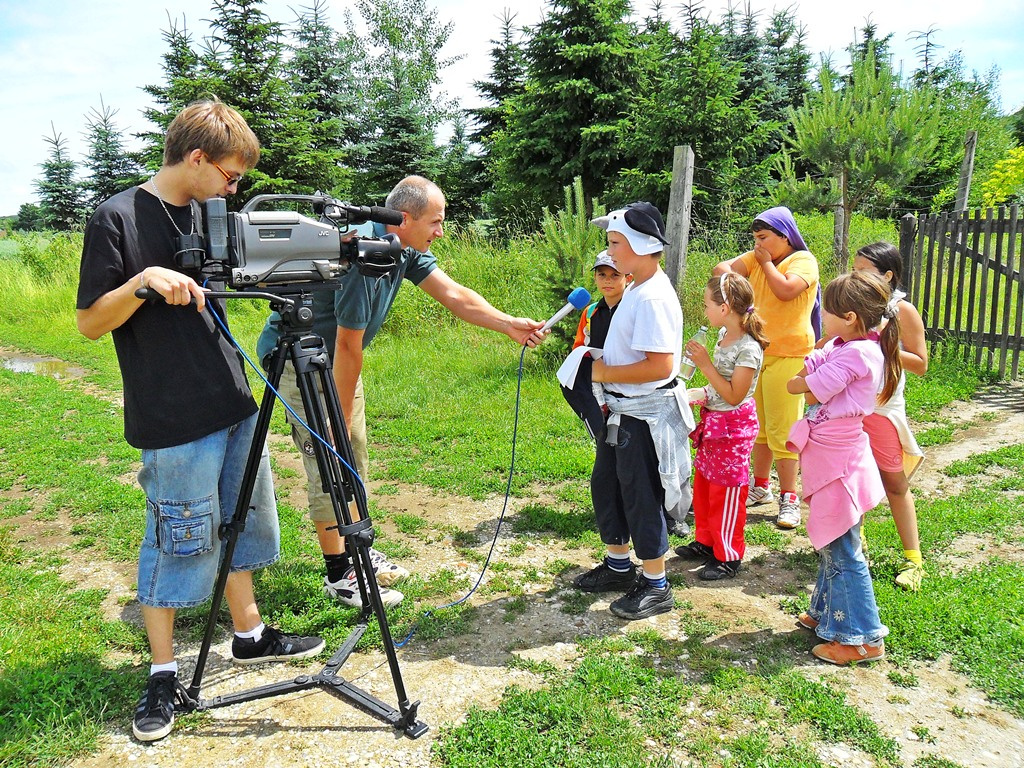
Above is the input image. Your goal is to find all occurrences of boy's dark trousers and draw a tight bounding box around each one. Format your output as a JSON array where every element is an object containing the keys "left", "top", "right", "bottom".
[{"left": 590, "top": 414, "right": 669, "bottom": 560}]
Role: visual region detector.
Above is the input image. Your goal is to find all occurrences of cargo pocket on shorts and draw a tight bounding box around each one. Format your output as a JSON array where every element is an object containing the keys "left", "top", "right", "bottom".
[{"left": 154, "top": 497, "right": 214, "bottom": 557}]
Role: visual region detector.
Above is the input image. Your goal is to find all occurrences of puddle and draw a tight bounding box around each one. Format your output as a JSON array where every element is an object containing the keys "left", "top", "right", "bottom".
[{"left": 1, "top": 354, "right": 87, "bottom": 380}]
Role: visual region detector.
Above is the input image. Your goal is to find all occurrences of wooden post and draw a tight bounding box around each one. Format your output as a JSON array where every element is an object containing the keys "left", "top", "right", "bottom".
[
  {"left": 832, "top": 172, "right": 846, "bottom": 273},
  {"left": 954, "top": 130, "right": 978, "bottom": 213},
  {"left": 899, "top": 213, "right": 918, "bottom": 300},
  {"left": 665, "top": 145, "right": 694, "bottom": 293}
]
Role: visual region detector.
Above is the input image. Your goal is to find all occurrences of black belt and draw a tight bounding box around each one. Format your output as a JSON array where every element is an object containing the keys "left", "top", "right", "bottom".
[{"left": 606, "top": 379, "right": 678, "bottom": 398}]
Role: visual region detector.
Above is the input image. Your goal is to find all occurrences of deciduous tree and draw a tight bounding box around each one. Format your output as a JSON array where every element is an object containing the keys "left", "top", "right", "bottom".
[{"left": 348, "top": 0, "right": 456, "bottom": 203}]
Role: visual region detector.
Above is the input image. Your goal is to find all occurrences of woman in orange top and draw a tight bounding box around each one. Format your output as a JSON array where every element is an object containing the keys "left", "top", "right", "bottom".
[{"left": 713, "top": 207, "right": 819, "bottom": 530}]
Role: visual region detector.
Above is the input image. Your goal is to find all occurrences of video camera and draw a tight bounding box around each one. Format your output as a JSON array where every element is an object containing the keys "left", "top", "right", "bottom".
[{"left": 174, "top": 193, "right": 404, "bottom": 289}]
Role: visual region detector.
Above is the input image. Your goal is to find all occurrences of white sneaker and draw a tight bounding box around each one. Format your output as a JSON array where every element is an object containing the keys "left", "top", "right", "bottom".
[
  {"left": 324, "top": 568, "right": 404, "bottom": 608},
  {"left": 746, "top": 483, "right": 773, "bottom": 507},
  {"left": 369, "top": 548, "right": 410, "bottom": 586},
  {"left": 776, "top": 492, "right": 801, "bottom": 529}
]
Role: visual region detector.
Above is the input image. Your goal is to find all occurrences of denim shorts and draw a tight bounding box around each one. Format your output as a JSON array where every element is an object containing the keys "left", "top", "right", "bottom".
[{"left": 136, "top": 413, "right": 280, "bottom": 608}]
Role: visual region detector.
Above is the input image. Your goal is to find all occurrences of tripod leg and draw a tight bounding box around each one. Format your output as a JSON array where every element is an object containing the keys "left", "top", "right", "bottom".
[
  {"left": 289, "top": 336, "right": 418, "bottom": 717},
  {"left": 186, "top": 334, "right": 291, "bottom": 701}
]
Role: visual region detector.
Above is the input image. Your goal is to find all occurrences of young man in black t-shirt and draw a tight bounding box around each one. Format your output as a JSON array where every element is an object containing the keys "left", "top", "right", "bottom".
[{"left": 77, "top": 100, "right": 323, "bottom": 743}]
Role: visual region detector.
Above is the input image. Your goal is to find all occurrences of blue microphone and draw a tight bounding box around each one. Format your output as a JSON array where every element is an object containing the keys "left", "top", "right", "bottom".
[{"left": 542, "top": 287, "right": 591, "bottom": 331}]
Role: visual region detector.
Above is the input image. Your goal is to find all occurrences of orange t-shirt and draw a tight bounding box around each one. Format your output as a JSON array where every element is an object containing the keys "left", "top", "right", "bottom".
[{"left": 738, "top": 249, "right": 818, "bottom": 358}]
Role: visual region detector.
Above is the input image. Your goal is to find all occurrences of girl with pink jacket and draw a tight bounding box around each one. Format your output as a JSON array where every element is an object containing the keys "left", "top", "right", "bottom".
[{"left": 785, "top": 271, "right": 901, "bottom": 665}]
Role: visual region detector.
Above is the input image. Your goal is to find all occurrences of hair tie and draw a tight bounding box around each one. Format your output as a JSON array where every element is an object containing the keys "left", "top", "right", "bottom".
[
  {"left": 745, "top": 306, "right": 755, "bottom": 314},
  {"left": 884, "top": 296, "right": 900, "bottom": 320},
  {"left": 719, "top": 273, "right": 729, "bottom": 302}
]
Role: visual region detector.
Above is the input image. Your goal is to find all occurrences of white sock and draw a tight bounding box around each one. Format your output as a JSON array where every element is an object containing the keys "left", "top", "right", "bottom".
[
  {"left": 150, "top": 660, "right": 178, "bottom": 676},
  {"left": 235, "top": 622, "right": 265, "bottom": 642}
]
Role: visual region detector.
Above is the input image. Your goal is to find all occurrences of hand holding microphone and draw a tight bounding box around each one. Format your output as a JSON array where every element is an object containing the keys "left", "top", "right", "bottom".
[{"left": 542, "top": 287, "right": 591, "bottom": 331}]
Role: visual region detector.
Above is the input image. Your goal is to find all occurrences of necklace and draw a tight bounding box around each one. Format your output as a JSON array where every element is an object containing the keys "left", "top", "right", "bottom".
[{"left": 148, "top": 176, "right": 195, "bottom": 236}]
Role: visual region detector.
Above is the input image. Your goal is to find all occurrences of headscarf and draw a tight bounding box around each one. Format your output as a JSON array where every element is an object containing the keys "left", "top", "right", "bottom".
[{"left": 753, "top": 206, "right": 808, "bottom": 252}]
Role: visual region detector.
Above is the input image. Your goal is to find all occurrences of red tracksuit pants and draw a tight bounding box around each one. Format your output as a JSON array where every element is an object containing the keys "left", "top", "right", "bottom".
[{"left": 693, "top": 470, "right": 748, "bottom": 562}]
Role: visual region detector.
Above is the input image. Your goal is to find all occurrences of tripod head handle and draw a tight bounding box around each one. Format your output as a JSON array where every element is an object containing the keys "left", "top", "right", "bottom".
[{"left": 135, "top": 286, "right": 295, "bottom": 309}]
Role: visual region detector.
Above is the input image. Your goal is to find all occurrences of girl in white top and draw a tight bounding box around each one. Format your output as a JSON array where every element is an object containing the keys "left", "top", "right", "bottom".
[{"left": 853, "top": 242, "right": 928, "bottom": 591}]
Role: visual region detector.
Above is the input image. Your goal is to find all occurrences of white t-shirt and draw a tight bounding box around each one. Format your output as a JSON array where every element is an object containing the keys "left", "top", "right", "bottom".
[{"left": 602, "top": 269, "right": 683, "bottom": 397}]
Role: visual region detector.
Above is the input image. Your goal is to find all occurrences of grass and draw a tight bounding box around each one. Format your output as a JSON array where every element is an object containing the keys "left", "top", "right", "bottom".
[
  {"left": 435, "top": 631, "right": 901, "bottom": 768},
  {"left": 0, "top": 530, "right": 143, "bottom": 766},
  {"left": 0, "top": 226, "right": 1019, "bottom": 766}
]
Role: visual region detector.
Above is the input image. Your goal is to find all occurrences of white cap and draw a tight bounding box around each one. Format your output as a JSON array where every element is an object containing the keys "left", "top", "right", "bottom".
[{"left": 590, "top": 202, "right": 669, "bottom": 256}]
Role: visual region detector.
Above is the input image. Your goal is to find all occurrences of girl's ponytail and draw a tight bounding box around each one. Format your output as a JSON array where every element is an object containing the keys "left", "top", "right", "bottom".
[
  {"left": 878, "top": 306, "right": 902, "bottom": 405},
  {"left": 741, "top": 306, "right": 769, "bottom": 350}
]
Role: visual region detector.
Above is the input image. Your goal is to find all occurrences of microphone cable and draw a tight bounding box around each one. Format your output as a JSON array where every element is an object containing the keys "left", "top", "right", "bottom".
[
  {"left": 203, "top": 292, "right": 530, "bottom": 650},
  {"left": 392, "top": 342, "right": 528, "bottom": 648}
]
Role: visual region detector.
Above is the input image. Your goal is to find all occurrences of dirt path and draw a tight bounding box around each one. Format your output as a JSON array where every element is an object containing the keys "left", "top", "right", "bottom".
[{"left": 5, "top": 349, "right": 1024, "bottom": 768}]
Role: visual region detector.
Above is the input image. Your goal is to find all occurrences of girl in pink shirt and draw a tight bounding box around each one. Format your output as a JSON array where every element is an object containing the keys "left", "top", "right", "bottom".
[{"left": 785, "top": 271, "right": 902, "bottom": 665}]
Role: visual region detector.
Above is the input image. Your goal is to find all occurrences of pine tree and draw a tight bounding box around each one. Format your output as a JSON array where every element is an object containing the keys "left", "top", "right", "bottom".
[
  {"left": 140, "top": 0, "right": 330, "bottom": 201},
  {"left": 468, "top": 10, "right": 527, "bottom": 146},
  {"left": 720, "top": 3, "right": 777, "bottom": 106},
  {"left": 348, "top": 0, "right": 456, "bottom": 202},
  {"left": 139, "top": 13, "right": 207, "bottom": 168},
  {"left": 205, "top": 0, "right": 318, "bottom": 196},
  {"left": 349, "top": 103, "right": 441, "bottom": 204},
  {"left": 14, "top": 203, "right": 44, "bottom": 232},
  {"left": 762, "top": 10, "right": 811, "bottom": 113},
  {"left": 778, "top": 46, "right": 941, "bottom": 269},
  {"left": 81, "top": 99, "right": 145, "bottom": 212},
  {"left": 613, "top": 11, "right": 773, "bottom": 228},
  {"left": 489, "top": 0, "right": 643, "bottom": 222},
  {"left": 287, "top": 0, "right": 360, "bottom": 196},
  {"left": 435, "top": 116, "right": 486, "bottom": 225},
  {"left": 35, "top": 125, "right": 84, "bottom": 231}
]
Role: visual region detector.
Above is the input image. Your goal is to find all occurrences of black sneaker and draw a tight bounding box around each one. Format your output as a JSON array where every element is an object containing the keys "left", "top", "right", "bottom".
[
  {"left": 231, "top": 625, "right": 326, "bottom": 666},
  {"left": 699, "top": 558, "right": 741, "bottom": 581},
  {"left": 609, "top": 575, "right": 674, "bottom": 620},
  {"left": 132, "top": 671, "right": 187, "bottom": 742},
  {"left": 674, "top": 540, "right": 714, "bottom": 561},
  {"left": 572, "top": 561, "right": 637, "bottom": 593}
]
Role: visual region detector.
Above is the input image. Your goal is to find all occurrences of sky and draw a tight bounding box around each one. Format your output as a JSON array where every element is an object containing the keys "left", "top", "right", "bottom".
[{"left": 1, "top": 0, "right": 1022, "bottom": 217}]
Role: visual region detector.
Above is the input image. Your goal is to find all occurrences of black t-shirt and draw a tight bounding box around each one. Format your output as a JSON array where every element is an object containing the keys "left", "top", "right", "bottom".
[{"left": 77, "top": 186, "right": 257, "bottom": 449}]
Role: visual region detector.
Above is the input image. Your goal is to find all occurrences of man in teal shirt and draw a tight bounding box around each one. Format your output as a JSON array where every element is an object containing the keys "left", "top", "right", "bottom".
[{"left": 257, "top": 175, "right": 545, "bottom": 606}]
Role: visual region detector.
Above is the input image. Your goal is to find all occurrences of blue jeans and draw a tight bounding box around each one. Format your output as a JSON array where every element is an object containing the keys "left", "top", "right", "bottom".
[
  {"left": 807, "top": 521, "right": 888, "bottom": 645},
  {"left": 136, "top": 413, "right": 279, "bottom": 608}
]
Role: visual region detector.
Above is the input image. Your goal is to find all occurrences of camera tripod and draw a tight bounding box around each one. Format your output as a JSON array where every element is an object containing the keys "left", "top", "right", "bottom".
[{"left": 179, "top": 286, "right": 427, "bottom": 738}]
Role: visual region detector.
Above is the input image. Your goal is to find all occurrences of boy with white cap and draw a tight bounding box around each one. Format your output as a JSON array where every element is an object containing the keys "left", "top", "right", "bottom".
[{"left": 572, "top": 202, "right": 693, "bottom": 620}]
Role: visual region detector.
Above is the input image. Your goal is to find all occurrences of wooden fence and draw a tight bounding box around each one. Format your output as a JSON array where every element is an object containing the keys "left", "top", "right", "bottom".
[{"left": 899, "top": 205, "right": 1023, "bottom": 379}]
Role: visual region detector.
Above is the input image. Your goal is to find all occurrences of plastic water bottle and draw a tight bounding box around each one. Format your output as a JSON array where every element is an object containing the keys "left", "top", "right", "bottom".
[{"left": 679, "top": 326, "right": 708, "bottom": 381}]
